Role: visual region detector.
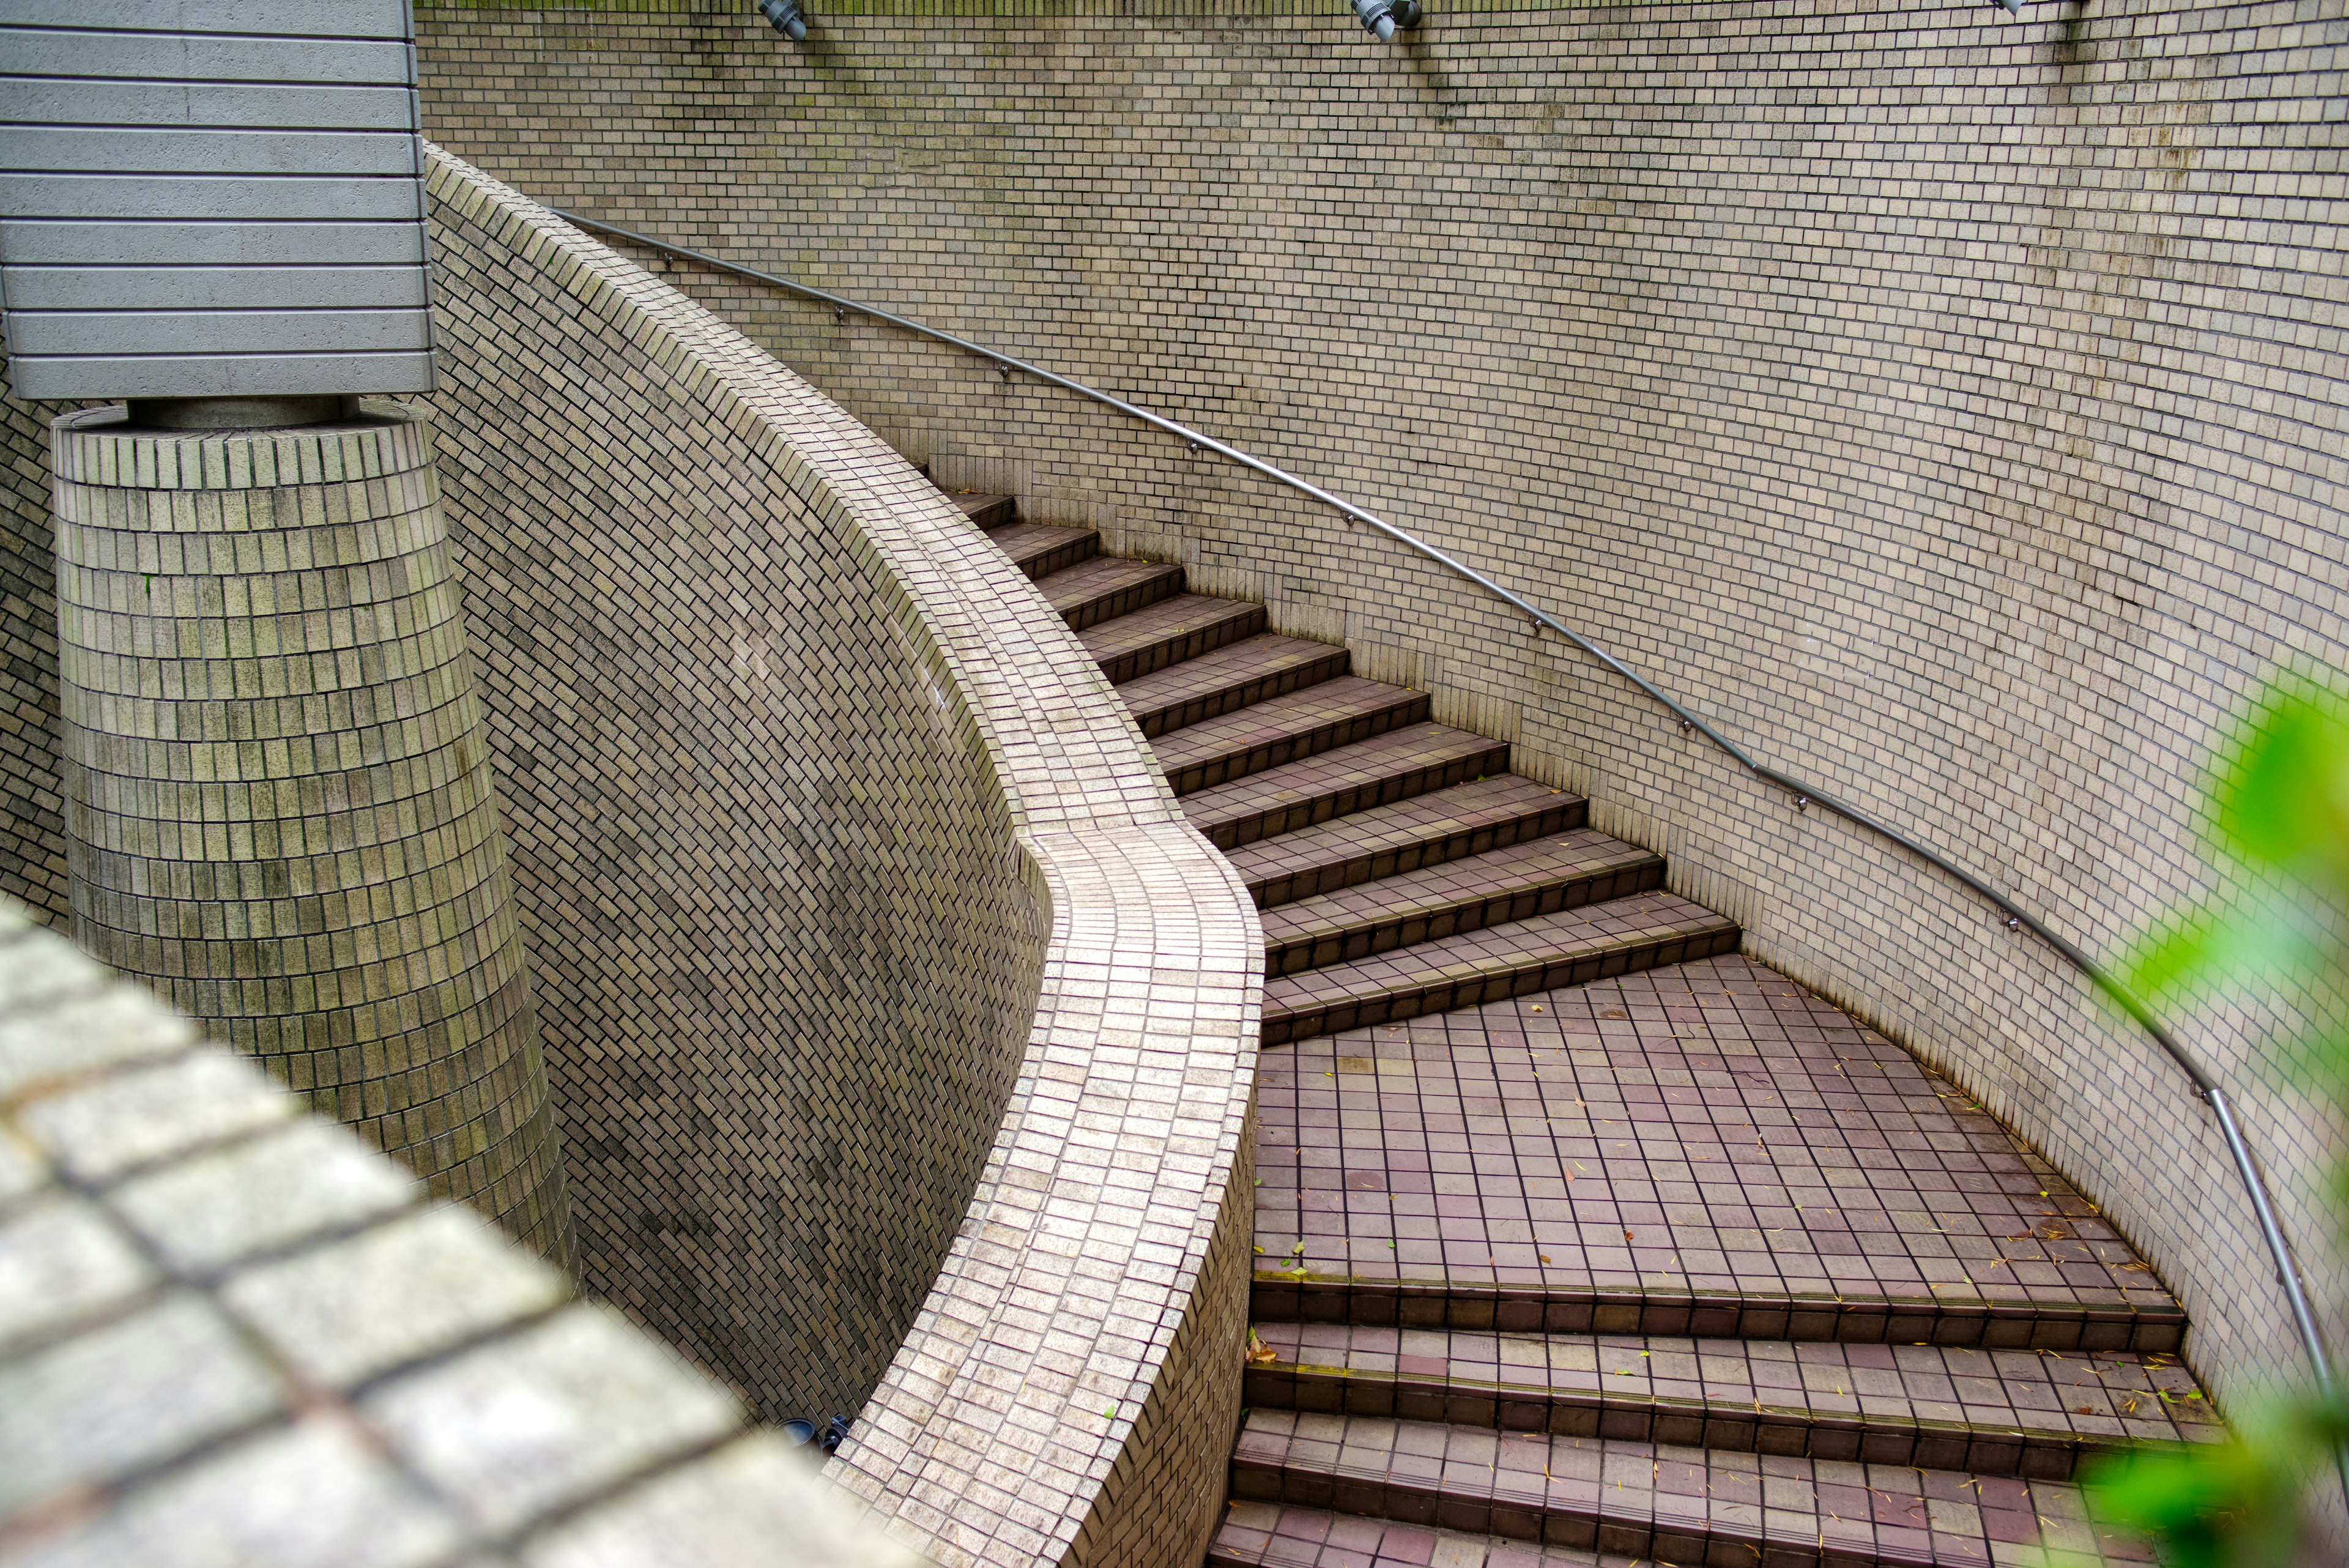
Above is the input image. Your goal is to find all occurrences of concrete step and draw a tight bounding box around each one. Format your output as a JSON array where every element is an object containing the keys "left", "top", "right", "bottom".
[
  {"left": 1155, "top": 676, "right": 1430, "bottom": 797},
  {"left": 1182, "top": 723, "right": 1510, "bottom": 851},
  {"left": 1250, "top": 954, "right": 2188, "bottom": 1354},
  {"left": 948, "top": 489, "right": 1016, "bottom": 529},
  {"left": 1229, "top": 1410, "right": 2150, "bottom": 1566},
  {"left": 984, "top": 520, "right": 1098, "bottom": 581},
  {"left": 1244, "top": 1324, "right": 2221, "bottom": 1482},
  {"left": 1077, "top": 592, "right": 1266, "bottom": 684},
  {"left": 1263, "top": 831, "right": 1664, "bottom": 978},
  {"left": 1035, "top": 554, "right": 1186, "bottom": 631},
  {"left": 1260, "top": 891, "right": 1738, "bottom": 1044},
  {"left": 1210, "top": 1503, "right": 1629, "bottom": 1567},
  {"left": 1114, "top": 633, "right": 1350, "bottom": 738},
  {"left": 1229, "top": 775, "right": 1589, "bottom": 911}
]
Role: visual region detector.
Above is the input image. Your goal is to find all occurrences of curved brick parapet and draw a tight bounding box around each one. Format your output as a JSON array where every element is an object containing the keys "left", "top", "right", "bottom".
[{"left": 417, "top": 147, "right": 1263, "bottom": 1566}]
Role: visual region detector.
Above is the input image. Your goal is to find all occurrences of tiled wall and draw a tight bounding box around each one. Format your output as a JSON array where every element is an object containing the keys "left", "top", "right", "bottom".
[
  {"left": 0, "top": 135, "right": 1263, "bottom": 1565},
  {"left": 421, "top": 149, "right": 1262, "bottom": 1566},
  {"left": 46, "top": 407, "right": 573, "bottom": 1266},
  {"left": 410, "top": 0, "right": 2349, "bottom": 1418},
  {"left": 0, "top": 362, "right": 67, "bottom": 923},
  {"left": 420, "top": 150, "right": 1048, "bottom": 1437}
]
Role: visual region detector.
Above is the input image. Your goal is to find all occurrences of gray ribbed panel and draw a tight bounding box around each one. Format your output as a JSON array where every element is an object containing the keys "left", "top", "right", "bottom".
[{"left": 0, "top": 1, "right": 434, "bottom": 399}]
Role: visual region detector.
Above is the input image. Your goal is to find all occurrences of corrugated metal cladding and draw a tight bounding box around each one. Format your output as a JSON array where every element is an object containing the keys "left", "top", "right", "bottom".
[{"left": 0, "top": 0, "right": 436, "bottom": 401}]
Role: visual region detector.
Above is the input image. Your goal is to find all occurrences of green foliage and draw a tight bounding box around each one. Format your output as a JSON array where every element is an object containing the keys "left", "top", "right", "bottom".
[
  {"left": 2084, "top": 1397, "right": 2348, "bottom": 1568},
  {"left": 2088, "top": 673, "right": 2349, "bottom": 1566}
]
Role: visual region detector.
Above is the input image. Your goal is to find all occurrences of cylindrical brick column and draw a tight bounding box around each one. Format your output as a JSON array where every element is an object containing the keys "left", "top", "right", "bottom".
[{"left": 50, "top": 404, "right": 572, "bottom": 1266}]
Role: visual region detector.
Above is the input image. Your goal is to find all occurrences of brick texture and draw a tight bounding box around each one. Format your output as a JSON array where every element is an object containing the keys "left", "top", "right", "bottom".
[
  {"left": 407, "top": 0, "right": 2349, "bottom": 1429},
  {"left": 47, "top": 407, "right": 572, "bottom": 1268},
  {"left": 420, "top": 148, "right": 1263, "bottom": 1567}
]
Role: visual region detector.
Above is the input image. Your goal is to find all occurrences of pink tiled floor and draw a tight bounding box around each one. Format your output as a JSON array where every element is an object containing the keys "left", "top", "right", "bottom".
[{"left": 1255, "top": 955, "right": 2176, "bottom": 1316}]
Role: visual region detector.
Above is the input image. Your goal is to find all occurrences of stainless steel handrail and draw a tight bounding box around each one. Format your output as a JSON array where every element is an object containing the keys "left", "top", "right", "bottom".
[{"left": 554, "top": 206, "right": 2339, "bottom": 1423}]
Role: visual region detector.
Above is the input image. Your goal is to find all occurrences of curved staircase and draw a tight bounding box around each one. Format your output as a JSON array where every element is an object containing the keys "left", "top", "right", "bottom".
[{"left": 959, "top": 489, "right": 2219, "bottom": 1567}]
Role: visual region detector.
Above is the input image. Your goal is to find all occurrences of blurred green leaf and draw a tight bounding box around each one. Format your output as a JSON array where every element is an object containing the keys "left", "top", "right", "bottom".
[
  {"left": 2123, "top": 894, "right": 2331, "bottom": 1005},
  {"left": 2082, "top": 1389, "right": 2347, "bottom": 1568},
  {"left": 2095, "top": 672, "right": 2349, "bottom": 1566},
  {"left": 2216, "top": 680, "right": 2349, "bottom": 896}
]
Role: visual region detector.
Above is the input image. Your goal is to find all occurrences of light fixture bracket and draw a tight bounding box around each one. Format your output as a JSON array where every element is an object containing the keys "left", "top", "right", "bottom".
[{"left": 1350, "top": 0, "right": 1423, "bottom": 42}]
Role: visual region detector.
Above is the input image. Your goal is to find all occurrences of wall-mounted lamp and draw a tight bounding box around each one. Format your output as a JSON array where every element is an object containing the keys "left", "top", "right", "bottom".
[
  {"left": 1988, "top": 0, "right": 2022, "bottom": 13},
  {"left": 782, "top": 1414, "right": 852, "bottom": 1454},
  {"left": 755, "top": 0, "right": 807, "bottom": 42},
  {"left": 1349, "top": 0, "right": 1423, "bottom": 41}
]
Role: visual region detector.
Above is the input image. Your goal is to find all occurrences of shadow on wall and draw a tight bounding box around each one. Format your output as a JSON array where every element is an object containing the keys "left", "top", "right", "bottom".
[{"left": 415, "top": 163, "right": 1048, "bottom": 1429}]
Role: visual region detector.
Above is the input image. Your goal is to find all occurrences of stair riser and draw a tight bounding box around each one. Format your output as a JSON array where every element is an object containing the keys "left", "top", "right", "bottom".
[
  {"left": 1247, "top": 1368, "right": 2095, "bottom": 1482},
  {"left": 1008, "top": 532, "right": 1098, "bottom": 582},
  {"left": 1249, "top": 797, "right": 1590, "bottom": 910},
  {"left": 1198, "top": 743, "right": 1510, "bottom": 850},
  {"left": 1168, "top": 694, "right": 1432, "bottom": 797},
  {"left": 1093, "top": 604, "right": 1267, "bottom": 685},
  {"left": 1228, "top": 1457, "right": 1899, "bottom": 1568},
  {"left": 1265, "top": 858, "right": 1665, "bottom": 975},
  {"left": 1246, "top": 1282, "right": 2186, "bottom": 1355},
  {"left": 1260, "top": 923, "right": 1740, "bottom": 1044},
  {"left": 1059, "top": 566, "right": 1184, "bottom": 631},
  {"left": 960, "top": 496, "right": 1016, "bottom": 529},
  {"left": 1132, "top": 649, "right": 1352, "bottom": 738}
]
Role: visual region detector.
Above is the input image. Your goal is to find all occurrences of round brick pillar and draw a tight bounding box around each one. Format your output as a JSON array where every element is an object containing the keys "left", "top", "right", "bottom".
[{"left": 50, "top": 404, "right": 573, "bottom": 1267}]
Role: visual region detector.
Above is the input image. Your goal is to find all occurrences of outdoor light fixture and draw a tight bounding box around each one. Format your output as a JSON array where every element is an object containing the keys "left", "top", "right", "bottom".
[
  {"left": 782, "top": 1414, "right": 852, "bottom": 1454},
  {"left": 755, "top": 0, "right": 807, "bottom": 42},
  {"left": 1987, "top": 0, "right": 2022, "bottom": 12},
  {"left": 1350, "top": 0, "right": 1423, "bottom": 42}
]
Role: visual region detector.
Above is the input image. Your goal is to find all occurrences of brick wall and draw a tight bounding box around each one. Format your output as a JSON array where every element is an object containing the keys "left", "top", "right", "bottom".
[
  {"left": 0, "top": 360, "right": 67, "bottom": 923},
  {"left": 47, "top": 407, "right": 573, "bottom": 1266},
  {"left": 1, "top": 139, "right": 1261, "bottom": 1564},
  {"left": 422, "top": 149, "right": 1261, "bottom": 1566},
  {"left": 411, "top": 0, "right": 2349, "bottom": 1413}
]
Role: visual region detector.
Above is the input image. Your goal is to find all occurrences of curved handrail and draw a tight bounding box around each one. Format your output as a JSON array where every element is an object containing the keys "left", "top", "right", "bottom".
[{"left": 553, "top": 206, "right": 2337, "bottom": 1419}]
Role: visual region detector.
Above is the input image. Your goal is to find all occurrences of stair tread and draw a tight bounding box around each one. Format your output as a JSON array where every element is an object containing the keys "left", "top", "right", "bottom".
[
  {"left": 1261, "top": 891, "right": 1737, "bottom": 1038},
  {"left": 1212, "top": 1503, "right": 1631, "bottom": 1567},
  {"left": 1248, "top": 1324, "right": 2221, "bottom": 1463},
  {"left": 983, "top": 520, "right": 1096, "bottom": 576},
  {"left": 1075, "top": 592, "right": 1262, "bottom": 671},
  {"left": 1231, "top": 1409, "right": 2150, "bottom": 1566},
  {"left": 1036, "top": 554, "right": 1183, "bottom": 619},
  {"left": 1183, "top": 723, "right": 1505, "bottom": 838},
  {"left": 1254, "top": 953, "right": 2183, "bottom": 1328},
  {"left": 1229, "top": 775, "right": 1584, "bottom": 907},
  {"left": 1114, "top": 633, "right": 1347, "bottom": 732},
  {"left": 948, "top": 490, "right": 1011, "bottom": 522},
  {"left": 1263, "top": 830, "right": 1661, "bottom": 960},
  {"left": 1154, "top": 675, "right": 1428, "bottom": 793}
]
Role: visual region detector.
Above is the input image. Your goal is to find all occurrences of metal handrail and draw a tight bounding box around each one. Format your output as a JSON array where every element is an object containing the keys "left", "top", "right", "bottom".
[{"left": 553, "top": 206, "right": 2339, "bottom": 1421}]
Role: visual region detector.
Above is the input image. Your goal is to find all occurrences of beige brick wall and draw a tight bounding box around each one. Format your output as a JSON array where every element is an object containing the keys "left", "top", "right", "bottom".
[
  {"left": 46, "top": 407, "right": 574, "bottom": 1268},
  {"left": 0, "top": 362, "right": 68, "bottom": 924},
  {"left": 1, "top": 137, "right": 1263, "bottom": 1565},
  {"left": 412, "top": 0, "right": 2349, "bottom": 1418},
  {"left": 421, "top": 147, "right": 1262, "bottom": 1566}
]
